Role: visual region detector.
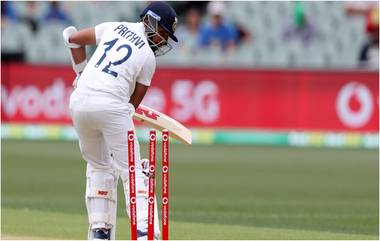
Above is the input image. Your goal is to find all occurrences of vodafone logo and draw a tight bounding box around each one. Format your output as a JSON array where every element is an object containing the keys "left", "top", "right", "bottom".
[
  {"left": 128, "top": 133, "right": 134, "bottom": 141},
  {"left": 162, "top": 197, "right": 169, "bottom": 205},
  {"left": 162, "top": 166, "right": 169, "bottom": 173},
  {"left": 1, "top": 79, "right": 71, "bottom": 120},
  {"left": 130, "top": 197, "right": 136, "bottom": 204},
  {"left": 336, "top": 82, "right": 373, "bottom": 128},
  {"left": 129, "top": 165, "right": 135, "bottom": 172},
  {"left": 148, "top": 196, "right": 155, "bottom": 204}
]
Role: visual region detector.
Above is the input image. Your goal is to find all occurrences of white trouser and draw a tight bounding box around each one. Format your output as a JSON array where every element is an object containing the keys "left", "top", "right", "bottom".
[
  {"left": 71, "top": 108, "right": 139, "bottom": 171},
  {"left": 71, "top": 106, "right": 159, "bottom": 239}
]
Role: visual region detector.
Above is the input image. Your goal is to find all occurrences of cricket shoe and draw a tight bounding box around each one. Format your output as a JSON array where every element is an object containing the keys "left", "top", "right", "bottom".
[
  {"left": 92, "top": 228, "right": 111, "bottom": 240},
  {"left": 137, "top": 230, "right": 148, "bottom": 240}
]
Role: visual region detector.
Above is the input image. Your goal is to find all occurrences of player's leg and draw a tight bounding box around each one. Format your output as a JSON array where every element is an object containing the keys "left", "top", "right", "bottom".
[
  {"left": 86, "top": 163, "right": 118, "bottom": 240},
  {"left": 71, "top": 110, "right": 118, "bottom": 240},
  {"left": 101, "top": 110, "right": 160, "bottom": 239}
]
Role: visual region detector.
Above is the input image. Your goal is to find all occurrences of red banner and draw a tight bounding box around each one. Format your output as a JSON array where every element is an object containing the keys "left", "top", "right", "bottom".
[{"left": 1, "top": 63, "right": 378, "bottom": 131}]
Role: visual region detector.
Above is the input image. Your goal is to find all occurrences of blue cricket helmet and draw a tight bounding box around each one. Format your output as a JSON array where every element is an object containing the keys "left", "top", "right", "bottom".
[{"left": 140, "top": 1, "right": 178, "bottom": 42}]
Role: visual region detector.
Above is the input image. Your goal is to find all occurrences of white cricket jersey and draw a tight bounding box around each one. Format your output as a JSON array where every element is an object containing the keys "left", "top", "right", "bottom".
[{"left": 71, "top": 22, "right": 156, "bottom": 111}]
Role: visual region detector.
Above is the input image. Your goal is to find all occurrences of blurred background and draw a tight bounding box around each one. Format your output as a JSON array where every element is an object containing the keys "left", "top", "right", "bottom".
[
  {"left": 1, "top": 0, "right": 379, "bottom": 147},
  {"left": 1, "top": 1, "right": 379, "bottom": 240},
  {"left": 1, "top": 1, "right": 379, "bottom": 69}
]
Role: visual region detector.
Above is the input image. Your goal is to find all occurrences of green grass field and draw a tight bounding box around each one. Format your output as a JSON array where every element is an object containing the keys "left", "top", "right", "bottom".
[{"left": 2, "top": 140, "right": 379, "bottom": 240}]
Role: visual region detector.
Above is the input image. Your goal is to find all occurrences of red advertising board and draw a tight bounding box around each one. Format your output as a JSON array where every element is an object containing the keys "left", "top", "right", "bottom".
[{"left": 1, "top": 63, "right": 378, "bottom": 131}]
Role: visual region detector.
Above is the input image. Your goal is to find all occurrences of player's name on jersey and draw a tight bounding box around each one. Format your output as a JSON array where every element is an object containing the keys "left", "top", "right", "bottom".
[{"left": 113, "top": 24, "right": 146, "bottom": 49}]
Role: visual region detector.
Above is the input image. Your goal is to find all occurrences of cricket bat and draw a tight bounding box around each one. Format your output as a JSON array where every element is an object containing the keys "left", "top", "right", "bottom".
[{"left": 133, "top": 104, "right": 192, "bottom": 145}]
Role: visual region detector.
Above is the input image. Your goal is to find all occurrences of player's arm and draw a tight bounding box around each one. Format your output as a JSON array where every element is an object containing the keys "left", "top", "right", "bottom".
[
  {"left": 67, "top": 28, "right": 96, "bottom": 64},
  {"left": 69, "top": 28, "right": 96, "bottom": 46},
  {"left": 62, "top": 26, "right": 97, "bottom": 87},
  {"left": 129, "top": 83, "right": 149, "bottom": 110},
  {"left": 63, "top": 27, "right": 95, "bottom": 65},
  {"left": 129, "top": 52, "right": 156, "bottom": 112}
]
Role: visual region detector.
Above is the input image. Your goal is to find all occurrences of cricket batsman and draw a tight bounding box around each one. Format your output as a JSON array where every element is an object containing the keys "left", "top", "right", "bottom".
[{"left": 62, "top": 2, "right": 178, "bottom": 240}]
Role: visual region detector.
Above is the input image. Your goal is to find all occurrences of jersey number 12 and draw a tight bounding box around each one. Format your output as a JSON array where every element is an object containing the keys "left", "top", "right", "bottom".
[{"left": 95, "top": 38, "right": 132, "bottom": 78}]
